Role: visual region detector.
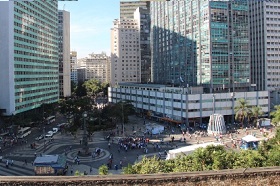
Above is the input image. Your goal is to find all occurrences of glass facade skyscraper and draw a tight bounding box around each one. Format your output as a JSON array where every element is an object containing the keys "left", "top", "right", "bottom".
[
  {"left": 151, "top": 0, "right": 250, "bottom": 92},
  {"left": 0, "top": 1, "right": 59, "bottom": 115}
]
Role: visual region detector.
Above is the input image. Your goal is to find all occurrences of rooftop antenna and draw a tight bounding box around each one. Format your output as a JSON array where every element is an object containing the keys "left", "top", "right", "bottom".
[{"left": 63, "top": 4, "right": 66, "bottom": 10}]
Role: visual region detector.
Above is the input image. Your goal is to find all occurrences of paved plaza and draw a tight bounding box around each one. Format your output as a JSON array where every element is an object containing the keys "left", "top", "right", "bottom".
[{"left": 0, "top": 115, "right": 276, "bottom": 176}]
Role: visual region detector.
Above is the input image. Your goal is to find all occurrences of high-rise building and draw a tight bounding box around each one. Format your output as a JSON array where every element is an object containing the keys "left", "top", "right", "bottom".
[
  {"left": 150, "top": 0, "right": 250, "bottom": 93},
  {"left": 79, "top": 52, "right": 111, "bottom": 83},
  {"left": 70, "top": 51, "right": 78, "bottom": 84},
  {"left": 134, "top": 7, "right": 151, "bottom": 83},
  {"left": 120, "top": 0, "right": 149, "bottom": 19},
  {"left": 110, "top": 19, "right": 141, "bottom": 86},
  {"left": 249, "top": 1, "right": 280, "bottom": 106},
  {"left": 58, "top": 10, "right": 71, "bottom": 98},
  {"left": 0, "top": 1, "right": 59, "bottom": 116}
]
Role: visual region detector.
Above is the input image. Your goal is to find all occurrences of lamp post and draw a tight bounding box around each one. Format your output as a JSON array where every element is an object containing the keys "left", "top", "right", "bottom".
[
  {"left": 82, "top": 111, "right": 88, "bottom": 154},
  {"left": 121, "top": 101, "right": 125, "bottom": 137}
]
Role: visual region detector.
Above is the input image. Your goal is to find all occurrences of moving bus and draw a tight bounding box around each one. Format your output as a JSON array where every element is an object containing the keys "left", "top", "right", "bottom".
[
  {"left": 46, "top": 116, "right": 55, "bottom": 125},
  {"left": 17, "top": 127, "right": 31, "bottom": 139}
]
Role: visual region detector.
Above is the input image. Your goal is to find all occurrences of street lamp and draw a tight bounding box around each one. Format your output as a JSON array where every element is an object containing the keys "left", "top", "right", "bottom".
[
  {"left": 121, "top": 101, "right": 125, "bottom": 137},
  {"left": 82, "top": 111, "right": 88, "bottom": 154}
]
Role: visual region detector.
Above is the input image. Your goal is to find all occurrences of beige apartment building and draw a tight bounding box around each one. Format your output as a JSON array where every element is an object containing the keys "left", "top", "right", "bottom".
[
  {"left": 70, "top": 51, "right": 78, "bottom": 83},
  {"left": 79, "top": 52, "right": 110, "bottom": 83},
  {"left": 110, "top": 19, "right": 141, "bottom": 86}
]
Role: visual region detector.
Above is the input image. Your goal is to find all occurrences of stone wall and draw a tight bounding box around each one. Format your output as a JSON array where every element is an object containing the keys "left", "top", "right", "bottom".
[{"left": 1, "top": 167, "right": 280, "bottom": 186}]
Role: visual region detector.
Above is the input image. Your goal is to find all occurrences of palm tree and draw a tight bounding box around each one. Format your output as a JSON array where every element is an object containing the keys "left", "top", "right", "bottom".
[
  {"left": 234, "top": 98, "right": 251, "bottom": 128},
  {"left": 270, "top": 105, "right": 280, "bottom": 127},
  {"left": 251, "top": 106, "right": 264, "bottom": 127}
]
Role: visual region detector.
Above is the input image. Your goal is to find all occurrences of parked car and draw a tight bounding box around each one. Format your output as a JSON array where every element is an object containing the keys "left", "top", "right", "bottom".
[
  {"left": 35, "top": 135, "right": 44, "bottom": 141},
  {"left": 52, "top": 128, "right": 59, "bottom": 134},
  {"left": 45, "top": 133, "right": 53, "bottom": 139}
]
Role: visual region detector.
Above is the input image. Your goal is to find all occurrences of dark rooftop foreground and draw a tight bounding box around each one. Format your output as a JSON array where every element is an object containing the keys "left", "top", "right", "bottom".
[{"left": 0, "top": 166, "right": 279, "bottom": 186}]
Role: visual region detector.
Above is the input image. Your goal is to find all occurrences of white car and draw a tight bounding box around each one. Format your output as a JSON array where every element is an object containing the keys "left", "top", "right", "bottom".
[
  {"left": 52, "top": 128, "right": 59, "bottom": 134},
  {"left": 35, "top": 135, "right": 44, "bottom": 141}
]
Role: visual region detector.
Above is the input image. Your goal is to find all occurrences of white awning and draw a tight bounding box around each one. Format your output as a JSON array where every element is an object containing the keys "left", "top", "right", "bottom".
[{"left": 242, "top": 135, "right": 259, "bottom": 142}]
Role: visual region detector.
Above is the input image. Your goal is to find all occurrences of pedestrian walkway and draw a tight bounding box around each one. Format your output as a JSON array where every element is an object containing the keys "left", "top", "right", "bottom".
[
  {"left": 0, "top": 159, "right": 122, "bottom": 176},
  {"left": 0, "top": 159, "right": 34, "bottom": 176}
]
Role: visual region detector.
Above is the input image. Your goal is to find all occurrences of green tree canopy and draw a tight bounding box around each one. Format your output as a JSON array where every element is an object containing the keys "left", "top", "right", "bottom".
[
  {"left": 251, "top": 106, "right": 264, "bottom": 127},
  {"left": 270, "top": 105, "right": 280, "bottom": 127},
  {"left": 83, "top": 79, "right": 102, "bottom": 98}
]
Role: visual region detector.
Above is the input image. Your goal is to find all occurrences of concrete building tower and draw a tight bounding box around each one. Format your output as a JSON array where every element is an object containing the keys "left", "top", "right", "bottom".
[
  {"left": 110, "top": 19, "right": 141, "bottom": 86},
  {"left": 120, "top": 0, "right": 149, "bottom": 19},
  {"left": 150, "top": 0, "right": 250, "bottom": 93},
  {"left": 58, "top": 10, "right": 71, "bottom": 98},
  {"left": 0, "top": 1, "right": 59, "bottom": 116},
  {"left": 249, "top": 1, "right": 280, "bottom": 106},
  {"left": 70, "top": 51, "right": 78, "bottom": 84},
  {"left": 79, "top": 52, "right": 111, "bottom": 83}
]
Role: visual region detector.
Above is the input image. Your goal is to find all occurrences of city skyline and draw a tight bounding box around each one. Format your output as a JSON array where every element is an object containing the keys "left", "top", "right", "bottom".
[{"left": 58, "top": 0, "right": 119, "bottom": 59}]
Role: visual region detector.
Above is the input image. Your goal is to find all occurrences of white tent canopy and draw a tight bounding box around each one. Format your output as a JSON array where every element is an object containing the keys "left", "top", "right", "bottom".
[
  {"left": 145, "top": 123, "right": 164, "bottom": 135},
  {"left": 242, "top": 135, "right": 259, "bottom": 142},
  {"left": 166, "top": 142, "right": 223, "bottom": 160}
]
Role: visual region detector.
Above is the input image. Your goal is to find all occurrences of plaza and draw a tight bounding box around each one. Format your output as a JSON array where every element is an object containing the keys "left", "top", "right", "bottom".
[{"left": 0, "top": 113, "right": 275, "bottom": 176}]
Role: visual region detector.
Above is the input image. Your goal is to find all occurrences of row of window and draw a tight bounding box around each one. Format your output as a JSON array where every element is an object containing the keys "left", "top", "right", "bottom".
[
  {"left": 15, "top": 77, "right": 58, "bottom": 83},
  {"left": 15, "top": 97, "right": 57, "bottom": 112},
  {"left": 16, "top": 93, "right": 58, "bottom": 108},
  {"left": 15, "top": 1, "right": 57, "bottom": 29},
  {"left": 14, "top": 36, "right": 57, "bottom": 52},
  {"left": 15, "top": 87, "right": 57, "bottom": 97},
  {"left": 15, "top": 83, "right": 57, "bottom": 90}
]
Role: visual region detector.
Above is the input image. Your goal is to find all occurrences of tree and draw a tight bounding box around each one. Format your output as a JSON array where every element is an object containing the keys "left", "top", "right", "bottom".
[
  {"left": 234, "top": 98, "right": 251, "bottom": 128},
  {"left": 75, "top": 81, "right": 87, "bottom": 97},
  {"left": 98, "top": 164, "right": 108, "bottom": 175},
  {"left": 83, "top": 79, "right": 102, "bottom": 98},
  {"left": 71, "top": 81, "right": 77, "bottom": 96},
  {"left": 115, "top": 101, "right": 135, "bottom": 124},
  {"left": 251, "top": 106, "right": 264, "bottom": 127},
  {"left": 270, "top": 105, "right": 280, "bottom": 127},
  {"left": 101, "top": 82, "right": 110, "bottom": 97},
  {"left": 122, "top": 129, "right": 280, "bottom": 174}
]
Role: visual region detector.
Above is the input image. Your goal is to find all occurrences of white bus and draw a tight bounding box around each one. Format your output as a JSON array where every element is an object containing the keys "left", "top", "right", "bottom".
[
  {"left": 46, "top": 116, "right": 55, "bottom": 125},
  {"left": 17, "top": 127, "right": 31, "bottom": 139}
]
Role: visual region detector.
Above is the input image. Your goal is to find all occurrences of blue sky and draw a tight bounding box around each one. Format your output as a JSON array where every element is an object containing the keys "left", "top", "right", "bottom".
[{"left": 58, "top": 0, "right": 120, "bottom": 59}]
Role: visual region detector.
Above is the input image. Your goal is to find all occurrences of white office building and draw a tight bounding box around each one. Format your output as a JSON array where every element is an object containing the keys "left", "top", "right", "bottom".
[
  {"left": 108, "top": 83, "right": 269, "bottom": 126},
  {"left": 110, "top": 19, "right": 141, "bottom": 86}
]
